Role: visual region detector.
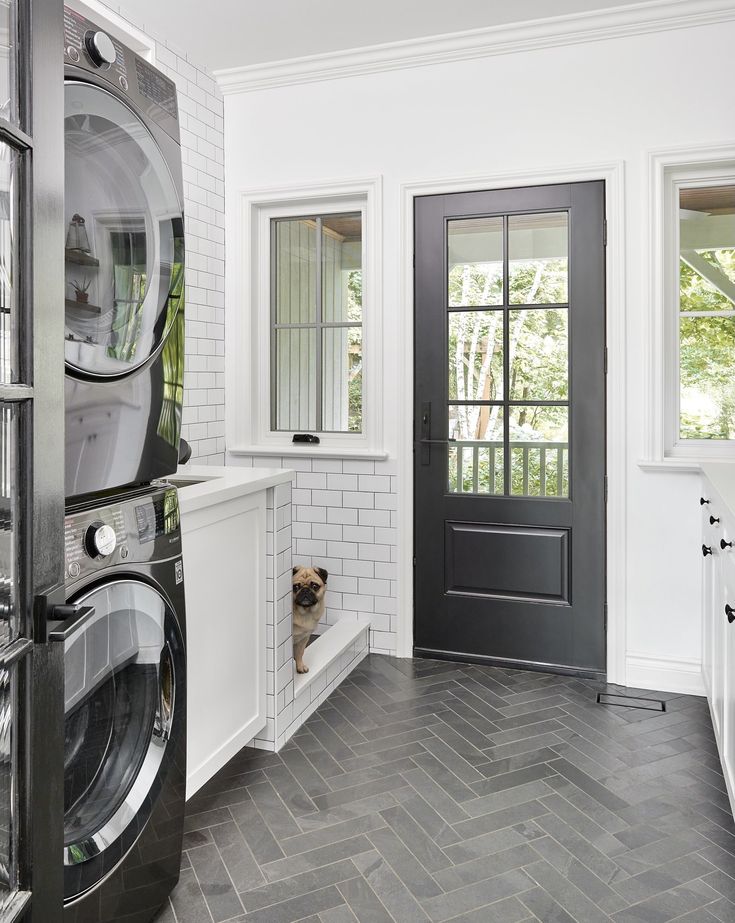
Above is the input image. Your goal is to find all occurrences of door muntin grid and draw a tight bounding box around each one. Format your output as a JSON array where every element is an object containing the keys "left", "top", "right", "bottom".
[{"left": 446, "top": 211, "right": 570, "bottom": 498}]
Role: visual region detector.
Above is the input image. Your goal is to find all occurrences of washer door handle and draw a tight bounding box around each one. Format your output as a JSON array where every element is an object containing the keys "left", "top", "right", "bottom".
[{"left": 48, "top": 604, "right": 96, "bottom": 642}]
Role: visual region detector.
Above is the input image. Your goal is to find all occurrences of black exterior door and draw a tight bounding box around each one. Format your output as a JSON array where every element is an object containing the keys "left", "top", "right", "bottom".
[
  {"left": 414, "top": 182, "right": 606, "bottom": 677},
  {"left": 0, "top": 0, "right": 66, "bottom": 919}
]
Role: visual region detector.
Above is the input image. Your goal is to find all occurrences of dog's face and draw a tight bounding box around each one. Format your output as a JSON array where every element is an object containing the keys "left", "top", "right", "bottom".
[{"left": 292, "top": 566, "right": 328, "bottom": 610}]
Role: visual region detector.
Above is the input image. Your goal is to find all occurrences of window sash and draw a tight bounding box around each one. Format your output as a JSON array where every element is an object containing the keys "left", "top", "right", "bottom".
[
  {"left": 270, "top": 214, "right": 364, "bottom": 435},
  {"left": 671, "top": 176, "right": 735, "bottom": 451}
]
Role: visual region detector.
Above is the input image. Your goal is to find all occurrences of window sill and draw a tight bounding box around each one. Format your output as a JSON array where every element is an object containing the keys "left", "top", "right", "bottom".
[
  {"left": 636, "top": 458, "right": 735, "bottom": 473},
  {"left": 229, "top": 444, "right": 389, "bottom": 461}
]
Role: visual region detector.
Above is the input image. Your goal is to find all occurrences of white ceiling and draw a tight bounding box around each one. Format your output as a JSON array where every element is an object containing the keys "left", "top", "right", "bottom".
[{"left": 115, "top": 0, "right": 660, "bottom": 72}]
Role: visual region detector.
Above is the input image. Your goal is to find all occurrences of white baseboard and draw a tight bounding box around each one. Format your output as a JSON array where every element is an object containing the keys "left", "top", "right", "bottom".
[{"left": 625, "top": 652, "right": 705, "bottom": 696}]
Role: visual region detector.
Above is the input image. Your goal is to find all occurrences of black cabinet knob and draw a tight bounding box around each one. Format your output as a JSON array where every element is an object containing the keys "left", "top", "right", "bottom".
[
  {"left": 703, "top": 544, "right": 713, "bottom": 557},
  {"left": 722, "top": 539, "right": 733, "bottom": 550},
  {"left": 710, "top": 516, "right": 720, "bottom": 525},
  {"left": 726, "top": 604, "right": 735, "bottom": 624},
  {"left": 701, "top": 497, "right": 711, "bottom": 505}
]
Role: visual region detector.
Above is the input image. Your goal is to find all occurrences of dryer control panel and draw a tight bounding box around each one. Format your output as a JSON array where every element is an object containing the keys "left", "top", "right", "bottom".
[
  {"left": 64, "top": 486, "right": 181, "bottom": 584},
  {"left": 63, "top": 6, "right": 180, "bottom": 141}
]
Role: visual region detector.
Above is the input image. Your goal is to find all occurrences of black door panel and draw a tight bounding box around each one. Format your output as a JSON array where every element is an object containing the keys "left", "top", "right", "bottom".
[{"left": 414, "top": 182, "right": 606, "bottom": 676}]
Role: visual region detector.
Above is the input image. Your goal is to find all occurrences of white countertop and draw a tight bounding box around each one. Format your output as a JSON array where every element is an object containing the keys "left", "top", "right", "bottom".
[{"left": 168, "top": 464, "right": 294, "bottom": 513}]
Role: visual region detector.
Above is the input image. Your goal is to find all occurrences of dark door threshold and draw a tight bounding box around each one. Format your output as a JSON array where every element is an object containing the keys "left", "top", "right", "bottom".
[{"left": 413, "top": 646, "right": 607, "bottom": 682}]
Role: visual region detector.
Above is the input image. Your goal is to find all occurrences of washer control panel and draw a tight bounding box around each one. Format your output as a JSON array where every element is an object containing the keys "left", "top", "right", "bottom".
[
  {"left": 64, "top": 486, "right": 181, "bottom": 584},
  {"left": 63, "top": 5, "right": 179, "bottom": 138}
]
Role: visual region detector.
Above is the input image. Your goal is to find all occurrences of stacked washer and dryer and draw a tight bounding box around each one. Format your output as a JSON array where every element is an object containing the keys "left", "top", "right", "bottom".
[{"left": 60, "top": 7, "right": 187, "bottom": 922}]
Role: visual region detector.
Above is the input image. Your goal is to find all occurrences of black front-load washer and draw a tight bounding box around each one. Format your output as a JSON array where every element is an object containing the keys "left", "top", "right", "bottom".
[
  {"left": 63, "top": 6, "right": 185, "bottom": 501},
  {"left": 61, "top": 483, "right": 186, "bottom": 923}
]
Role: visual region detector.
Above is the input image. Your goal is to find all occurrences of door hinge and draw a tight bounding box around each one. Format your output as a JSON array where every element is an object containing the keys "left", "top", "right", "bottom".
[
  {"left": 413, "top": 252, "right": 416, "bottom": 269},
  {"left": 604, "top": 475, "right": 608, "bottom": 503},
  {"left": 413, "top": 556, "right": 417, "bottom": 567},
  {"left": 603, "top": 219, "right": 608, "bottom": 247}
]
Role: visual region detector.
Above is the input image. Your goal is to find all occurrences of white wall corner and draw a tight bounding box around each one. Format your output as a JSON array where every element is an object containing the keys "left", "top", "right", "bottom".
[
  {"left": 213, "top": 0, "right": 735, "bottom": 95},
  {"left": 626, "top": 652, "right": 705, "bottom": 696}
]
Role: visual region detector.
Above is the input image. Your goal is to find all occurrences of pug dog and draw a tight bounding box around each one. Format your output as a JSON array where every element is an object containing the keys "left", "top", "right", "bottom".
[{"left": 292, "top": 566, "right": 328, "bottom": 673}]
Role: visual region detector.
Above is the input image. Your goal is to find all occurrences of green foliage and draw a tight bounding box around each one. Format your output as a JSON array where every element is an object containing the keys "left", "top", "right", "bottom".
[{"left": 679, "top": 250, "right": 735, "bottom": 440}]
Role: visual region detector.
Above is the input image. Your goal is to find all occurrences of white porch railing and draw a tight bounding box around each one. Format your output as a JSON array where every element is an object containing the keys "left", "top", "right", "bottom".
[{"left": 448, "top": 440, "right": 568, "bottom": 497}]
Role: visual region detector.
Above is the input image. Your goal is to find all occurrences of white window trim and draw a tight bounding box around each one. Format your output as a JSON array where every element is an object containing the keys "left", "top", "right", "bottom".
[
  {"left": 642, "top": 144, "right": 735, "bottom": 473},
  {"left": 227, "top": 177, "right": 384, "bottom": 459}
]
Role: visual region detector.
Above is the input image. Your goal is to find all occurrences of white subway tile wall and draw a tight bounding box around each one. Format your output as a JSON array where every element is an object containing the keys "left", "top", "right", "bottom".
[{"left": 229, "top": 455, "right": 399, "bottom": 654}]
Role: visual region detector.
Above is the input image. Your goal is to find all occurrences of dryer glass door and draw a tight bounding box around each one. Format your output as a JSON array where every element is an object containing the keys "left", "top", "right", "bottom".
[
  {"left": 64, "top": 82, "right": 184, "bottom": 378},
  {"left": 62, "top": 579, "right": 184, "bottom": 900}
]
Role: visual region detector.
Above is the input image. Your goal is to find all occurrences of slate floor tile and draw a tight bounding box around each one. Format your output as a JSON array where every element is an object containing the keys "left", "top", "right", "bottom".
[{"left": 155, "top": 655, "right": 734, "bottom": 923}]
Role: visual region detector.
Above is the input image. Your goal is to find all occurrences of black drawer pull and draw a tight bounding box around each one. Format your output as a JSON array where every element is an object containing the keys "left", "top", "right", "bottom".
[
  {"left": 701, "top": 497, "right": 711, "bottom": 505},
  {"left": 703, "top": 544, "right": 713, "bottom": 557},
  {"left": 722, "top": 539, "right": 733, "bottom": 550},
  {"left": 726, "top": 604, "right": 735, "bottom": 624},
  {"left": 710, "top": 516, "right": 720, "bottom": 525}
]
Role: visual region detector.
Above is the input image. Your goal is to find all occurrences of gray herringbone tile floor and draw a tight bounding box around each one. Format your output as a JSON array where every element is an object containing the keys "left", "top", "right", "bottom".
[{"left": 154, "top": 655, "right": 735, "bottom": 923}]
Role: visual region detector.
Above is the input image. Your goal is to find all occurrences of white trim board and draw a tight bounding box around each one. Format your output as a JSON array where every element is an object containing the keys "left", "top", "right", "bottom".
[
  {"left": 626, "top": 652, "right": 705, "bottom": 696},
  {"left": 215, "top": 0, "right": 735, "bottom": 94},
  {"left": 397, "top": 162, "right": 628, "bottom": 687}
]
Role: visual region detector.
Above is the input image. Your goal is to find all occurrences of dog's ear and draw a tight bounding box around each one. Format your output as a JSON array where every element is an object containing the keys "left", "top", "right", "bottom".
[
  {"left": 315, "top": 567, "right": 328, "bottom": 584},
  {"left": 293, "top": 566, "right": 301, "bottom": 575}
]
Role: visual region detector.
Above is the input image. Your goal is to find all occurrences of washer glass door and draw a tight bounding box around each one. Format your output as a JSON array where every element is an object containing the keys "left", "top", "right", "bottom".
[
  {"left": 63, "top": 579, "right": 182, "bottom": 900},
  {"left": 64, "top": 81, "right": 184, "bottom": 378}
]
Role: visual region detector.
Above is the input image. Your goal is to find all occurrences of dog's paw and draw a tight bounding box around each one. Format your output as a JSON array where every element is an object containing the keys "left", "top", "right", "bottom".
[{"left": 296, "top": 664, "right": 309, "bottom": 674}]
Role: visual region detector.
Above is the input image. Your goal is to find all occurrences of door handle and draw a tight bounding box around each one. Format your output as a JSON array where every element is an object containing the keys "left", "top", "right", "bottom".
[
  {"left": 722, "top": 539, "right": 733, "bottom": 550},
  {"left": 726, "top": 604, "right": 735, "bottom": 624},
  {"left": 419, "top": 438, "right": 456, "bottom": 445},
  {"left": 48, "top": 604, "right": 96, "bottom": 642},
  {"left": 710, "top": 516, "right": 720, "bottom": 525},
  {"left": 702, "top": 544, "right": 713, "bottom": 557}
]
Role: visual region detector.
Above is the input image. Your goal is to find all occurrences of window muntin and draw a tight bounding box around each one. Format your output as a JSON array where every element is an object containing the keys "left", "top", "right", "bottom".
[
  {"left": 677, "top": 183, "right": 735, "bottom": 442},
  {"left": 271, "top": 212, "right": 363, "bottom": 434}
]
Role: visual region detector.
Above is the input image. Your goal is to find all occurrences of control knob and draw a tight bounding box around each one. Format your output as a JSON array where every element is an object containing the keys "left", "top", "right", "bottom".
[
  {"left": 85, "top": 30, "right": 116, "bottom": 68},
  {"left": 85, "top": 522, "right": 117, "bottom": 558}
]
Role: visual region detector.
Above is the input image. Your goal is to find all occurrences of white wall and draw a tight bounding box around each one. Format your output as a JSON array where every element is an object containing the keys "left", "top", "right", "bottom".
[{"left": 222, "top": 17, "right": 734, "bottom": 683}]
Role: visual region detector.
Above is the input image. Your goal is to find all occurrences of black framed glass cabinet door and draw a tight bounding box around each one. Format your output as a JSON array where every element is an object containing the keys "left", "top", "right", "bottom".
[{"left": 0, "top": 0, "right": 65, "bottom": 920}]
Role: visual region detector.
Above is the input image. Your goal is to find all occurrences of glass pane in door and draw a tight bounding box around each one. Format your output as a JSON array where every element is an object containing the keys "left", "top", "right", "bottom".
[
  {"left": 0, "top": 143, "right": 17, "bottom": 384},
  {"left": 0, "top": 662, "right": 17, "bottom": 909},
  {"left": 448, "top": 217, "right": 503, "bottom": 306},
  {"left": 509, "top": 404, "right": 568, "bottom": 497},
  {"left": 509, "top": 212, "right": 568, "bottom": 304},
  {"left": 0, "top": 2, "right": 15, "bottom": 125},
  {"left": 0, "top": 403, "right": 17, "bottom": 645},
  {"left": 448, "top": 405, "right": 504, "bottom": 494},
  {"left": 509, "top": 308, "right": 568, "bottom": 400},
  {"left": 448, "top": 311, "right": 503, "bottom": 402}
]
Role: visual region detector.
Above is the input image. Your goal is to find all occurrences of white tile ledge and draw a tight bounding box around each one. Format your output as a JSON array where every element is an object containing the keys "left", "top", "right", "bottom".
[
  {"left": 168, "top": 464, "right": 294, "bottom": 513},
  {"left": 294, "top": 616, "right": 371, "bottom": 697}
]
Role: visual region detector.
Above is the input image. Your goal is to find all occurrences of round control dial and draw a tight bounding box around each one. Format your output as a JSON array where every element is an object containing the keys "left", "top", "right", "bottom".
[
  {"left": 85, "top": 30, "right": 116, "bottom": 68},
  {"left": 85, "top": 522, "right": 117, "bottom": 558}
]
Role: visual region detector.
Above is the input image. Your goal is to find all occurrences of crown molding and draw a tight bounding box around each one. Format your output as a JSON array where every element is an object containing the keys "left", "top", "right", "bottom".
[{"left": 214, "top": 0, "right": 735, "bottom": 95}]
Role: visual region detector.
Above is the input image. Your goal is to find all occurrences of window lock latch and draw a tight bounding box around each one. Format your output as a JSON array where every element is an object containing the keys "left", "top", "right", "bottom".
[{"left": 292, "top": 433, "right": 320, "bottom": 444}]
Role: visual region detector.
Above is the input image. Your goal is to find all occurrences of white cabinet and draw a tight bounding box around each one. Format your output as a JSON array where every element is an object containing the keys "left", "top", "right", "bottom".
[
  {"left": 174, "top": 475, "right": 269, "bottom": 799},
  {"left": 700, "top": 469, "right": 735, "bottom": 818}
]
